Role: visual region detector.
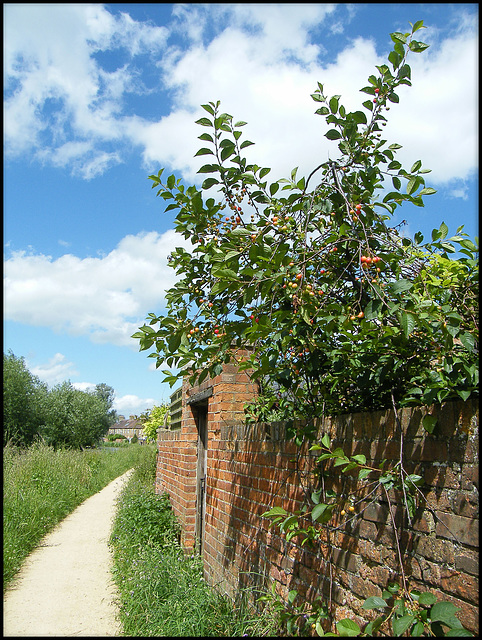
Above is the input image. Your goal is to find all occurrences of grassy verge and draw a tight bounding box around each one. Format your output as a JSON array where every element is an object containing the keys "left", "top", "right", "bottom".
[
  {"left": 3, "top": 441, "right": 154, "bottom": 590},
  {"left": 109, "top": 453, "right": 278, "bottom": 636}
]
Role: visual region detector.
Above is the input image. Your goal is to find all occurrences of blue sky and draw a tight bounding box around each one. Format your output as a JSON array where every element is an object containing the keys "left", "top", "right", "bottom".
[{"left": 4, "top": 3, "right": 478, "bottom": 417}]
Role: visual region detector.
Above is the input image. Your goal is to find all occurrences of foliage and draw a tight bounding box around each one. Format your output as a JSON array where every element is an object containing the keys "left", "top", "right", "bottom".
[
  {"left": 134, "top": 20, "right": 478, "bottom": 428},
  {"left": 3, "top": 441, "right": 152, "bottom": 590},
  {"left": 41, "top": 380, "right": 111, "bottom": 449},
  {"left": 140, "top": 403, "right": 170, "bottom": 442},
  {"left": 94, "top": 382, "right": 118, "bottom": 425},
  {"left": 3, "top": 351, "right": 117, "bottom": 449},
  {"left": 3, "top": 351, "right": 48, "bottom": 446},
  {"left": 108, "top": 433, "right": 128, "bottom": 441}
]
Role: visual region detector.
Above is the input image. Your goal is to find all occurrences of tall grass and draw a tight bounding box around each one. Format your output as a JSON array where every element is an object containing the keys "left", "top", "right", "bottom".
[
  {"left": 110, "top": 457, "right": 278, "bottom": 636},
  {"left": 3, "top": 441, "right": 155, "bottom": 590}
]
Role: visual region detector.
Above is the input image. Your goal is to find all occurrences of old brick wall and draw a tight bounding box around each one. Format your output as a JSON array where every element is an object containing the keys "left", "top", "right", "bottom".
[{"left": 156, "top": 370, "right": 479, "bottom": 634}]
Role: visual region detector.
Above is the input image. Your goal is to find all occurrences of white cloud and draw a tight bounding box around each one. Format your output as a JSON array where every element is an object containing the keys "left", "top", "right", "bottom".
[
  {"left": 142, "top": 6, "right": 478, "bottom": 189},
  {"left": 72, "top": 381, "right": 97, "bottom": 393},
  {"left": 4, "top": 230, "right": 190, "bottom": 347},
  {"left": 113, "top": 394, "right": 157, "bottom": 417},
  {"left": 3, "top": 3, "right": 167, "bottom": 170},
  {"left": 28, "top": 352, "right": 78, "bottom": 387},
  {"left": 3, "top": 4, "right": 477, "bottom": 191}
]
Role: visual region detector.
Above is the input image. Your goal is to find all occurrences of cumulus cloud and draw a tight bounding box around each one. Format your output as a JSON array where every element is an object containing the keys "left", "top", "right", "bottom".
[
  {"left": 4, "top": 3, "right": 167, "bottom": 173},
  {"left": 113, "top": 394, "right": 157, "bottom": 417},
  {"left": 28, "top": 352, "right": 78, "bottom": 387},
  {"left": 4, "top": 4, "right": 477, "bottom": 190},
  {"left": 4, "top": 230, "right": 190, "bottom": 347}
]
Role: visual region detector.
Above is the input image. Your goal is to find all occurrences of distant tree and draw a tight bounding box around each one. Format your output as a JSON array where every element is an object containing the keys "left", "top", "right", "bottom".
[
  {"left": 130, "top": 433, "right": 138, "bottom": 444},
  {"left": 41, "top": 381, "right": 112, "bottom": 449},
  {"left": 141, "top": 404, "right": 170, "bottom": 442},
  {"left": 3, "top": 350, "right": 48, "bottom": 446},
  {"left": 94, "top": 383, "right": 117, "bottom": 425}
]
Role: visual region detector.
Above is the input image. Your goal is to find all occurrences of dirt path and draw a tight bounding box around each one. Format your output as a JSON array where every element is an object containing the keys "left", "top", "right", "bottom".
[{"left": 3, "top": 469, "right": 134, "bottom": 637}]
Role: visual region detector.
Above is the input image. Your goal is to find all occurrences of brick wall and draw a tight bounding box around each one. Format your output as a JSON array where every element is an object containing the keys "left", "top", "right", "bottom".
[{"left": 156, "top": 367, "right": 479, "bottom": 634}]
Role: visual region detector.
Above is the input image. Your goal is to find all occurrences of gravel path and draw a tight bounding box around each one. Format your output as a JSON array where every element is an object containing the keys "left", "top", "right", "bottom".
[{"left": 3, "top": 469, "right": 133, "bottom": 637}]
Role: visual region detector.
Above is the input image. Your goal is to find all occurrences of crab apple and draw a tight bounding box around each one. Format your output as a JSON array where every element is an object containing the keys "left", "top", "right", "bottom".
[
  {"left": 357, "top": 311, "right": 364, "bottom": 319},
  {"left": 375, "top": 88, "right": 380, "bottom": 94}
]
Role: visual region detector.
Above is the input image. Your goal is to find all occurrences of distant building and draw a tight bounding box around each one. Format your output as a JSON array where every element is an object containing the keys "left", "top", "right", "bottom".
[{"left": 105, "top": 415, "right": 146, "bottom": 443}]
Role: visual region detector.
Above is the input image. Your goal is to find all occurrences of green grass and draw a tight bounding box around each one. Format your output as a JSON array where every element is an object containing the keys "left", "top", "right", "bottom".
[
  {"left": 109, "top": 456, "right": 279, "bottom": 636},
  {"left": 3, "top": 441, "right": 155, "bottom": 590}
]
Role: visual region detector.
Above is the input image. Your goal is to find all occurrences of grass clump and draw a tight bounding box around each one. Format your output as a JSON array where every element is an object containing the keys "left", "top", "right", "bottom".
[
  {"left": 110, "top": 460, "right": 275, "bottom": 636},
  {"left": 3, "top": 441, "right": 154, "bottom": 590}
]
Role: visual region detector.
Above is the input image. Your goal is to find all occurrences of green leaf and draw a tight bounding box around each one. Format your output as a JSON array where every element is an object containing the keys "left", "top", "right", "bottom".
[
  {"left": 422, "top": 415, "right": 437, "bottom": 434},
  {"left": 240, "top": 140, "right": 254, "bottom": 149},
  {"left": 392, "top": 614, "right": 416, "bottom": 636},
  {"left": 362, "top": 596, "right": 388, "bottom": 610},
  {"left": 445, "top": 630, "right": 474, "bottom": 637},
  {"left": 329, "top": 96, "right": 339, "bottom": 114},
  {"left": 201, "top": 103, "right": 215, "bottom": 116},
  {"left": 418, "top": 592, "right": 438, "bottom": 606},
  {"left": 391, "top": 32, "right": 408, "bottom": 45},
  {"left": 194, "top": 147, "right": 214, "bottom": 157},
  {"left": 409, "top": 40, "right": 430, "bottom": 53},
  {"left": 325, "top": 129, "right": 342, "bottom": 140},
  {"left": 399, "top": 311, "right": 416, "bottom": 338},
  {"left": 351, "top": 454, "right": 366, "bottom": 465},
  {"left": 261, "top": 506, "right": 288, "bottom": 518},
  {"left": 312, "top": 503, "right": 334, "bottom": 524},
  {"left": 352, "top": 110, "right": 367, "bottom": 124},
  {"left": 202, "top": 178, "right": 219, "bottom": 189},
  {"left": 389, "top": 279, "right": 413, "bottom": 295},
  {"left": 321, "top": 433, "right": 331, "bottom": 449},
  {"left": 364, "top": 617, "right": 384, "bottom": 635},
  {"left": 358, "top": 468, "right": 372, "bottom": 480},
  {"left": 198, "top": 164, "right": 220, "bottom": 174},
  {"left": 430, "top": 601, "right": 462, "bottom": 627},
  {"left": 195, "top": 117, "right": 213, "bottom": 127},
  {"left": 407, "top": 176, "right": 421, "bottom": 195},
  {"left": 336, "top": 619, "right": 361, "bottom": 636},
  {"left": 418, "top": 187, "right": 436, "bottom": 196},
  {"left": 439, "top": 221, "right": 449, "bottom": 239},
  {"left": 460, "top": 332, "right": 475, "bottom": 352},
  {"left": 411, "top": 20, "right": 425, "bottom": 33}
]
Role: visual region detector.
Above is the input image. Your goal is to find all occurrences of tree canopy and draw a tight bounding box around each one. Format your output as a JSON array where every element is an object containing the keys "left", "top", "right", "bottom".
[{"left": 134, "top": 20, "right": 478, "bottom": 430}]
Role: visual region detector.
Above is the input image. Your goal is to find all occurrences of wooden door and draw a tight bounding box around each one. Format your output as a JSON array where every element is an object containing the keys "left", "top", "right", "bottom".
[{"left": 194, "top": 405, "right": 208, "bottom": 555}]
